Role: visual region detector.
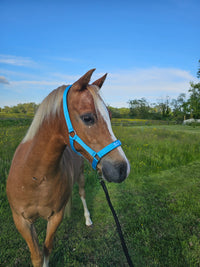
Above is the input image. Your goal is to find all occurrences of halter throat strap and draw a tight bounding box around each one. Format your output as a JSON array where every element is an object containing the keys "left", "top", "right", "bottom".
[{"left": 63, "top": 85, "right": 121, "bottom": 170}]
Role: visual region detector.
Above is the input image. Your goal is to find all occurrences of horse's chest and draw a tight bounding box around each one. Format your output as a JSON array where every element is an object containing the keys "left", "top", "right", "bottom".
[
  {"left": 21, "top": 174, "right": 72, "bottom": 221},
  {"left": 37, "top": 175, "right": 71, "bottom": 203}
]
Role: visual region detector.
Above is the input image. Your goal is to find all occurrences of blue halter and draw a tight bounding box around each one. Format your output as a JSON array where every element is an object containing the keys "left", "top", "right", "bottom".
[{"left": 63, "top": 85, "right": 122, "bottom": 170}]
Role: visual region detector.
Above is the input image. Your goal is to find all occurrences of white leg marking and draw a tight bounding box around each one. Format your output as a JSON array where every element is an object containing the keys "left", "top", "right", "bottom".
[
  {"left": 81, "top": 196, "right": 93, "bottom": 226},
  {"left": 43, "top": 256, "right": 49, "bottom": 267}
]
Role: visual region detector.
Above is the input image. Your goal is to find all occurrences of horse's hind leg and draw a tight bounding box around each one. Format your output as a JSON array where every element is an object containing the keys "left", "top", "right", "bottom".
[
  {"left": 78, "top": 173, "right": 93, "bottom": 226},
  {"left": 43, "top": 209, "right": 64, "bottom": 267},
  {"left": 12, "top": 212, "right": 43, "bottom": 267}
]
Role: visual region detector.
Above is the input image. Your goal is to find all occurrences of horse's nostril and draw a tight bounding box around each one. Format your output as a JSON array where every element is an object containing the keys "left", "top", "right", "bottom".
[{"left": 102, "top": 161, "right": 128, "bottom": 183}]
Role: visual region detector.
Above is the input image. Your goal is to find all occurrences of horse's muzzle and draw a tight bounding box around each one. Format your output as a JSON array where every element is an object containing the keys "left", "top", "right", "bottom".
[{"left": 101, "top": 160, "right": 129, "bottom": 183}]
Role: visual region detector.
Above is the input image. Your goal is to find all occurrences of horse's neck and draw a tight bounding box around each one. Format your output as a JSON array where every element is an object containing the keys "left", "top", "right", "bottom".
[{"left": 25, "top": 117, "right": 67, "bottom": 178}]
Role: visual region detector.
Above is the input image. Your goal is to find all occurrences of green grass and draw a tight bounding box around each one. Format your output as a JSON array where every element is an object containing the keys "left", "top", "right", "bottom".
[
  {"left": 0, "top": 112, "right": 34, "bottom": 119},
  {"left": 114, "top": 125, "right": 200, "bottom": 178},
  {"left": 1, "top": 122, "right": 200, "bottom": 266},
  {"left": 111, "top": 118, "right": 177, "bottom": 126}
]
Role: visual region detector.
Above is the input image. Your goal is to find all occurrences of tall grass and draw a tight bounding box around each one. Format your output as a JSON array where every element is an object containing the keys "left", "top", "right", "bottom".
[
  {"left": 111, "top": 118, "right": 176, "bottom": 126},
  {"left": 0, "top": 125, "right": 29, "bottom": 183},
  {"left": 114, "top": 125, "right": 200, "bottom": 177}
]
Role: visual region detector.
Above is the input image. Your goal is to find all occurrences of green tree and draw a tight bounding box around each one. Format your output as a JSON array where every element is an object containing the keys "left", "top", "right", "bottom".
[
  {"left": 3, "top": 106, "right": 10, "bottom": 113},
  {"left": 197, "top": 59, "right": 200, "bottom": 79},
  {"left": 157, "top": 96, "right": 171, "bottom": 119},
  {"left": 1, "top": 103, "right": 38, "bottom": 114},
  {"left": 187, "top": 60, "right": 200, "bottom": 119},
  {"left": 188, "top": 82, "right": 200, "bottom": 119},
  {"left": 171, "top": 93, "right": 189, "bottom": 121},
  {"left": 108, "top": 106, "right": 130, "bottom": 118},
  {"left": 108, "top": 106, "right": 121, "bottom": 118},
  {"left": 128, "top": 98, "right": 150, "bottom": 119}
]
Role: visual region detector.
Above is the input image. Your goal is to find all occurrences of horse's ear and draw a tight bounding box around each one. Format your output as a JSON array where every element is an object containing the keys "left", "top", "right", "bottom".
[
  {"left": 92, "top": 73, "right": 107, "bottom": 89},
  {"left": 73, "top": 69, "right": 96, "bottom": 91}
]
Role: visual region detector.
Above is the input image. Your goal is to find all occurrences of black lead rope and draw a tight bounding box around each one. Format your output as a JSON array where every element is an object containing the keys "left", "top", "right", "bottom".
[{"left": 100, "top": 179, "right": 134, "bottom": 267}]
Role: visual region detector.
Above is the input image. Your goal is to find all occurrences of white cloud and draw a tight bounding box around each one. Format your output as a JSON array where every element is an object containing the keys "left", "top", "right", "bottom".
[
  {"left": 5, "top": 80, "right": 61, "bottom": 100},
  {"left": 51, "top": 72, "right": 80, "bottom": 83},
  {"left": 0, "top": 67, "right": 197, "bottom": 108},
  {"left": 11, "top": 80, "right": 60, "bottom": 86},
  {"left": 101, "top": 67, "right": 197, "bottom": 107},
  {"left": 0, "top": 54, "right": 36, "bottom": 67}
]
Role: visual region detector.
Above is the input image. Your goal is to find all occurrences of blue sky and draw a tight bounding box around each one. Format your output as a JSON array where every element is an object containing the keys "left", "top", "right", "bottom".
[{"left": 0, "top": 0, "right": 199, "bottom": 107}]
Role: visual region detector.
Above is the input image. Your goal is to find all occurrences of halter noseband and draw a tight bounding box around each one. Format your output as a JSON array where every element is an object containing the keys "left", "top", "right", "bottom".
[{"left": 63, "top": 85, "right": 121, "bottom": 170}]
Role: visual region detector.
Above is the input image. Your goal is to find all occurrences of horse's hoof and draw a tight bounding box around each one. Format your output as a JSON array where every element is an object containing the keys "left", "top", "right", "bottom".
[{"left": 86, "top": 223, "right": 93, "bottom": 228}]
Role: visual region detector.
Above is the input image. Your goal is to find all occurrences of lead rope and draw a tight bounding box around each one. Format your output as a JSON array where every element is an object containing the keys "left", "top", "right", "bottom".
[{"left": 99, "top": 179, "right": 134, "bottom": 267}]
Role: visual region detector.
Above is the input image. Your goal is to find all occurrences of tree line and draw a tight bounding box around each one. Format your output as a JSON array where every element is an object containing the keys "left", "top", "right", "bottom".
[
  {"left": 111, "top": 60, "right": 200, "bottom": 122},
  {"left": 0, "top": 102, "right": 38, "bottom": 115},
  {"left": 1, "top": 60, "right": 200, "bottom": 122}
]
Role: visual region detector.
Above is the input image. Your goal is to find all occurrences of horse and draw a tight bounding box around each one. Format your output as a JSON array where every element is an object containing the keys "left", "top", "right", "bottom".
[{"left": 6, "top": 69, "right": 130, "bottom": 267}]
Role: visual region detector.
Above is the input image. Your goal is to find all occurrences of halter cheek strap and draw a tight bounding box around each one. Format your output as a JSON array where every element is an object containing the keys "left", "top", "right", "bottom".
[{"left": 63, "top": 85, "right": 121, "bottom": 170}]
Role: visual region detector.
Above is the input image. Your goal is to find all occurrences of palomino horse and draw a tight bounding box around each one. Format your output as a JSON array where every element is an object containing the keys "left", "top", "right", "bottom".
[{"left": 6, "top": 69, "right": 130, "bottom": 267}]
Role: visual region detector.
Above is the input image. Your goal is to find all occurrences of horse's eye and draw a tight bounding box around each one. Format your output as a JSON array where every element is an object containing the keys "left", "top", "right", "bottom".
[{"left": 81, "top": 113, "right": 96, "bottom": 126}]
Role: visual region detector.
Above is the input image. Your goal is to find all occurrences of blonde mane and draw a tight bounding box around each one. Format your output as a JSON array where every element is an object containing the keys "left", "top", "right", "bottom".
[{"left": 22, "top": 85, "right": 67, "bottom": 143}]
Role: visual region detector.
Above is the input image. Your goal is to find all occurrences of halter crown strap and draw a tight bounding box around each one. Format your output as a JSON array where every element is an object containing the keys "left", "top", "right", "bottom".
[{"left": 63, "top": 85, "right": 121, "bottom": 170}]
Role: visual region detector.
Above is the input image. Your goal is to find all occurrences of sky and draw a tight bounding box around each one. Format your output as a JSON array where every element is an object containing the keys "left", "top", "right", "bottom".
[{"left": 0, "top": 0, "right": 199, "bottom": 108}]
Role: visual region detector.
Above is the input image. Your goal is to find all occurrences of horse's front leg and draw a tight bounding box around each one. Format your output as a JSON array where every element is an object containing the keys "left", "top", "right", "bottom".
[
  {"left": 43, "top": 209, "right": 64, "bottom": 267},
  {"left": 12, "top": 212, "right": 43, "bottom": 267}
]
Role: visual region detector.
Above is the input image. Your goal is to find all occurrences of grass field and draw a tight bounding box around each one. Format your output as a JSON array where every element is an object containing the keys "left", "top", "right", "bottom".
[{"left": 1, "top": 121, "right": 200, "bottom": 266}]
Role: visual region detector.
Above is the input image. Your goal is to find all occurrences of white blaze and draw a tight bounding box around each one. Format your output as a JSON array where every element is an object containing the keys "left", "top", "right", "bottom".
[{"left": 94, "top": 91, "right": 130, "bottom": 177}]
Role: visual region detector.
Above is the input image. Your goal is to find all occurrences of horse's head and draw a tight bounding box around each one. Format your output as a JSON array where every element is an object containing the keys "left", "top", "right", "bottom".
[{"left": 64, "top": 69, "right": 130, "bottom": 183}]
